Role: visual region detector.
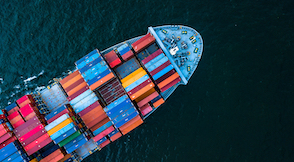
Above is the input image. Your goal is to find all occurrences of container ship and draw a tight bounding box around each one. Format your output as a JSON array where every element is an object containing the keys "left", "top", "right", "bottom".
[{"left": 0, "top": 25, "right": 203, "bottom": 162}]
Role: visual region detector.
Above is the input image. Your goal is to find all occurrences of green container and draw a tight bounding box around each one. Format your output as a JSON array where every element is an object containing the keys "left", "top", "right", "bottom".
[{"left": 58, "top": 130, "right": 81, "bottom": 147}]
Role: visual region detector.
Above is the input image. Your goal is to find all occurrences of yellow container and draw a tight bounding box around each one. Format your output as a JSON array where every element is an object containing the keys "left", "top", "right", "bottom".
[
  {"left": 47, "top": 118, "right": 73, "bottom": 136},
  {"left": 121, "top": 67, "right": 143, "bottom": 83},
  {"left": 122, "top": 69, "right": 147, "bottom": 88}
]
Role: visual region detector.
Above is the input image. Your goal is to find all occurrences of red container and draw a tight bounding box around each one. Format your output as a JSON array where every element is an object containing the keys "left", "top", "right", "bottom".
[
  {"left": 49, "top": 153, "right": 64, "bottom": 162},
  {"left": 24, "top": 112, "right": 38, "bottom": 121},
  {"left": 78, "top": 101, "right": 101, "bottom": 117},
  {"left": 99, "top": 139, "right": 110, "bottom": 149},
  {"left": 155, "top": 70, "right": 176, "bottom": 84},
  {"left": 47, "top": 109, "right": 70, "bottom": 124},
  {"left": 153, "top": 98, "right": 165, "bottom": 108},
  {"left": 132, "top": 33, "right": 155, "bottom": 53},
  {"left": 22, "top": 129, "right": 46, "bottom": 146},
  {"left": 93, "top": 126, "right": 115, "bottom": 142},
  {"left": 86, "top": 113, "right": 108, "bottom": 128},
  {"left": 7, "top": 110, "right": 21, "bottom": 121},
  {"left": 40, "top": 149, "right": 62, "bottom": 162},
  {"left": 17, "top": 95, "right": 34, "bottom": 107},
  {"left": 0, "top": 136, "right": 16, "bottom": 149},
  {"left": 14, "top": 116, "right": 40, "bottom": 134},
  {"left": 81, "top": 107, "right": 104, "bottom": 124},
  {"left": 0, "top": 132, "right": 12, "bottom": 144},
  {"left": 59, "top": 70, "right": 80, "bottom": 85},
  {"left": 12, "top": 119, "right": 25, "bottom": 128},
  {"left": 89, "top": 73, "right": 115, "bottom": 91},
  {"left": 0, "top": 114, "right": 5, "bottom": 119},
  {"left": 120, "top": 117, "right": 143, "bottom": 135},
  {"left": 7, "top": 107, "right": 19, "bottom": 115},
  {"left": 141, "top": 49, "right": 163, "bottom": 64},
  {"left": 0, "top": 128, "right": 9, "bottom": 137},
  {"left": 109, "top": 58, "right": 121, "bottom": 68},
  {"left": 110, "top": 132, "right": 122, "bottom": 142},
  {"left": 139, "top": 104, "right": 153, "bottom": 116},
  {"left": 24, "top": 133, "right": 50, "bottom": 151},
  {"left": 19, "top": 103, "right": 35, "bottom": 117},
  {"left": 104, "top": 50, "right": 121, "bottom": 68},
  {"left": 121, "top": 50, "right": 134, "bottom": 61},
  {"left": 67, "top": 86, "right": 90, "bottom": 101},
  {"left": 26, "top": 137, "right": 52, "bottom": 156},
  {"left": 149, "top": 60, "right": 171, "bottom": 76},
  {"left": 0, "top": 124, "right": 8, "bottom": 132},
  {"left": 127, "top": 79, "right": 152, "bottom": 96},
  {"left": 137, "top": 91, "right": 159, "bottom": 107},
  {"left": 90, "top": 117, "right": 110, "bottom": 132},
  {"left": 160, "top": 77, "right": 181, "bottom": 92},
  {"left": 64, "top": 78, "right": 85, "bottom": 93},
  {"left": 132, "top": 33, "right": 152, "bottom": 48},
  {"left": 98, "top": 78, "right": 120, "bottom": 94},
  {"left": 19, "top": 125, "right": 44, "bottom": 142}
]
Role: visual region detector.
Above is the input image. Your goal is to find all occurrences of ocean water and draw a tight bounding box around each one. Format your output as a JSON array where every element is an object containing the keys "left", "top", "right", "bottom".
[{"left": 1, "top": 0, "right": 294, "bottom": 161}]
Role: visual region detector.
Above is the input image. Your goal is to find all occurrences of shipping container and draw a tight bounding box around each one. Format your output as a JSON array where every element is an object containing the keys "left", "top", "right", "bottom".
[
  {"left": 12, "top": 119, "right": 25, "bottom": 129},
  {"left": 152, "top": 65, "right": 175, "bottom": 81},
  {"left": 124, "top": 75, "right": 149, "bottom": 92},
  {"left": 121, "top": 50, "right": 134, "bottom": 61},
  {"left": 115, "top": 111, "right": 139, "bottom": 128},
  {"left": 58, "top": 154, "right": 72, "bottom": 162},
  {"left": 137, "top": 91, "right": 159, "bottom": 107},
  {"left": 89, "top": 73, "right": 115, "bottom": 91},
  {"left": 144, "top": 53, "right": 165, "bottom": 69},
  {"left": 75, "top": 49, "right": 99, "bottom": 67},
  {"left": 45, "top": 114, "right": 70, "bottom": 132},
  {"left": 0, "top": 132, "right": 12, "bottom": 144},
  {"left": 132, "top": 33, "right": 155, "bottom": 53},
  {"left": 119, "top": 115, "right": 142, "bottom": 131},
  {"left": 26, "top": 137, "right": 52, "bottom": 155},
  {"left": 40, "top": 149, "right": 62, "bottom": 162},
  {"left": 139, "top": 104, "right": 153, "bottom": 116},
  {"left": 106, "top": 100, "right": 133, "bottom": 120},
  {"left": 7, "top": 107, "right": 19, "bottom": 115},
  {"left": 61, "top": 74, "right": 83, "bottom": 90},
  {"left": 53, "top": 126, "right": 77, "bottom": 144},
  {"left": 160, "top": 77, "right": 181, "bottom": 92},
  {"left": 78, "top": 101, "right": 101, "bottom": 117},
  {"left": 19, "top": 103, "right": 36, "bottom": 117},
  {"left": 0, "top": 142, "right": 19, "bottom": 161},
  {"left": 127, "top": 78, "right": 152, "bottom": 95},
  {"left": 92, "top": 121, "right": 112, "bottom": 136},
  {"left": 130, "top": 82, "right": 155, "bottom": 100},
  {"left": 40, "top": 143, "right": 59, "bottom": 158},
  {"left": 146, "top": 56, "right": 169, "bottom": 72},
  {"left": 14, "top": 116, "right": 40, "bottom": 134},
  {"left": 0, "top": 127, "right": 10, "bottom": 137},
  {"left": 104, "top": 50, "right": 121, "bottom": 68},
  {"left": 48, "top": 153, "right": 64, "bottom": 162},
  {"left": 122, "top": 70, "right": 147, "bottom": 88},
  {"left": 9, "top": 115, "right": 23, "bottom": 125},
  {"left": 24, "top": 133, "right": 50, "bottom": 151},
  {"left": 66, "top": 82, "right": 88, "bottom": 96},
  {"left": 50, "top": 123, "right": 75, "bottom": 140},
  {"left": 0, "top": 136, "right": 16, "bottom": 150},
  {"left": 47, "top": 109, "right": 70, "bottom": 124},
  {"left": 111, "top": 107, "right": 137, "bottom": 125},
  {"left": 79, "top": 56, "right": 103, "bottom": 74},
  {"left": 87, "top": 69, "right": 111, "bottom": 86},
  {"left": 7, "top": 111, "right": 21, "bottom": 121},
  {"left": 63, "top": 78, "right": 85, "bottom": 93},
  {"left": 4, "top": 103, "right": 18, "bottom": 112},
  {"left": 149, "top": 60, "right": 171, "bottom": 76},
  {"left": 21, "top": 129, "right": 47, "bottom": 146},
  {"left": 120, "top": 116, "right": 143, "bottom": 135},
  {"left": 80, "top": 107, "right": 104, "bottom": 123},
  {"left": 103, "top": 95, "right": 128, "bottom": 112},
  {"left": 63, "top": 134, "right": 86, "bottom": 150},
  {"left": 68, "top": 88, "right": 91, "bottom": 104},
  {"left": 153, "top": 98, "right": 165, "bottom": 108},
  {"left": 96, "top": 136, "right": 107, "bottom": 146},
  {"left": 24, "top": 111, "right": 38, "bottom": 121},
  {"left": 154, "top": 69, "right": 176, "bottom": 84},
  {"left": 141, "top": 49, "right": 163, "bottom": 65},
  {"left": 109, "top": 132, "right": 122, "bottom": 142},
  {"left": 114, "top": 58, "right": 141, "bottom": 79},
  {"left": 16, "top": 95, "right": 34, "bottom": 107},
  {"left": 89, "top": 117, "right": 110, "bottom": 132},
  {"left": 98, "top": 139, "right": 110, "bottom": 149},
  {"left": 45, "top": 105, "right": 67, "bottom": 121},
  {"left": 104, "top": 89, "right": 126, "bottom": 104},
  {"left": 76, "top": 52, "right": 100, "bottom": 70},
  {"left": 72, "top": 94, "right": 98, "bottom": 113},
  {"left": 65, "top": 136, "right": 87, "bottom": 154},
  {"left": 81, "top": 62, "right": 108, "bottom": 81},
  {"left": 59, "top": 71, "right": 80, "bottom": 85},
  {"left": 85, "top": 113, "right": 108, "bottom": 128},
  {"left": 58, "top": 131, "right": 81, "bottom": 147},
  {"left": 93, "top": 126, "right": 114, "bottom": 142},
  {"left": 18, "top": 125, "right": 45, "bottom": 142},
  {"left": 158, "top": 73, "right": 180, "bottom": 89},
  {"left": 47, "top": 118, "right": 73, "bottom": 136}
]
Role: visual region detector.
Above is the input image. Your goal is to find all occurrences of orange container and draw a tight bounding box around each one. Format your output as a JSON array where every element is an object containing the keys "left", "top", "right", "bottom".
[
  {"left": 81, "top": 107, "right": 104, "bottom": 124},
  {"left": 58, "top": 154, "right": 71, "bottom": 162},
  {"left": 66, "top": 82, "right": 88, "bottom": 96},
  {"left": 119, "top": 115, "right": 142, "bottom": 131},
  {"left": 89, "top": 73, "right": 115, "bottom": 91},
  {"left": 40, "top": 149, "right": 63, "bottom": 162},
  {"left": 49, "top": 153, "right": 64, "bottom": 162},
  {"left": 61, "top": 74, "right": 83, "bottom": 89},
  {"left": 134, "top": 88, "right": 156, "bottom": 103},
  {"left": 158, "top": 73, "right": 180, "bottom": 89},
  {"left": 110, "top": 133, "right": 122, "bottom": 142},
  {"left": 137, "top": 91, "right": 159, "bottom": 107},
  {"left": 99, "top": 139, "right": 110, "bottom": 149},
  {"left": 86, "top": 113, "right": 108, "bottom": 128},
  {"left": 24, "top": 133, "right": 49, "bottom": 151},
  {"left": 59, "top": 70, "right": 80, "bottom": 85},
  {"left": 153, "top": 98, "right": 165, "bottom": 108},
  {"left": 130, "top": 83, "right": 154, "bottom": 100},
  {"left": 9, "top": 115, "right": 23, "bottom": 125},
  {"left": 90, "top": 117, "right": 110, "bottom": 132},
  {"left": 121, "top": 118, "right": 143, "bottom": 135},
  {"left": 12, "top": 119, "right": 25, "bottom": 128}
]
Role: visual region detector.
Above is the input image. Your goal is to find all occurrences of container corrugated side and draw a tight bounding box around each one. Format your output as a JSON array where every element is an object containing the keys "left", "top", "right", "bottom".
[
  {"left": 47, "top": 118, "right": 73, "bottom": 136},
  {"left": 45, "top": 105, "right": 67, "bottom": 121},
  {"left": 77, "top": 101, "right": 101, "bottom": 117},
  {"left": 120, "top": 116, "right": 143, "bottom": 135},
  {"left": 115, "top": 111, "right": 139, "bottom": 128},
  {"left": 65, "top": 136, "right": 87, "bottom": 154},
  {"left": 141, "top": 49, "right": 163, "bottom": 65},
  {"left": 58, "top": 131, "right": 81, "bottom": 147},
  {"left": 149, "top": 61, "right": 171, "bottom": 76},
  {"left": 158, "top": 73, "right": 180, "bottom": 89},
  {"left": 132, "top": 33, "right": 155, "bottom": 53},
  {"left": 26, "top": 137, "right": 52, "bottom": 156},
  {"left": 50, "top": 123, "right": 75, "bottom": 141},
  {"left": 160, "top": 77, "right": 181, "bottom": 92},
  {"left": 53, "top": 126, "right": 77, "bottom": 144},
  {"left": 45, "top": 114, "right": 70, "bottom": 132},
  {"left": 18, "top": 125, "right": 45, "bottom": 142},
  {"left": 93, "top": 126, "right": 114, "bottom": 142}
]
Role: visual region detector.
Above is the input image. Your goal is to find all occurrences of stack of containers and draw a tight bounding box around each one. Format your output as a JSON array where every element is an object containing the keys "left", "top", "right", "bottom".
[
  {"left": 96, "top": 136, "right": 111, "bottom": 149},
  {"left": 108, "top": 128, "right": 122, "bottom": 142},
  {"left": 58, "top": 154, "right": 74, "bottom": 162},
  {"left": 131, "top": 33, "right": 156, "bottom": 53},
  {"left": 117, "top": 43, "right": 134, "bottom": 61},
  {"left": 39, "top": 143, "right": 65, "bottom": 162},
  {"left": 7, "top": 108, "right": 25, "bottom": 129},
  {"left": 75, "top": 139, "right": 98, "bottom": 160},
  {"left": 141, "top": 49, "right": 181, "bottom": 92},
  {"left": 121, "top": 67, "right": 155, "bottom": 100},
  {"left": 0, "top": 118, "right": 16, "bottom": 150},
  {"left": 59, "top": 70, "right": 99, "bottom": 114},
  {"left": 14, "top": 116, "right": 52, "bottom": 155},
  {"left": 45, "top": 108, "right": 88, "bottom": 154},
  {"left": 103, "top": 95, "right": 143, "bottom": 135},
  {"left": 150, "top": 95, "right": 165, "bottom": 109},
  {"left": 0, "top": 141, "right": 30, "bottom": 162},
  {"left": 4, "top": 102, "right": 19, "bottom": 115},
  {"left": 97, "top": 78, "right": 126, "bottom": 105},
  {"left": 19, "top": 103, "right": 41, "bottom": 121},
  {"left": 104, "top": 50, "right": 122, "bottom": 68},
  {"left": 75, "top": 49, "right": 115, "bottom": 91}
]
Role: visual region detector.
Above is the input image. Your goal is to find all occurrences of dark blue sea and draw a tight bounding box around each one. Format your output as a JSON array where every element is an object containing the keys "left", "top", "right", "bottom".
[{"left": 1, "top": 0, "right": 294, "bottom": 161}]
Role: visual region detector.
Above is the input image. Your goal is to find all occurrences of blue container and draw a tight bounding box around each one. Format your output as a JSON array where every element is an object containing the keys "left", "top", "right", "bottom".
[
  {"left": 96, "top": 136, "right": 107, "bottom": 145},
  {"left": 69, "top": 89, "right": 92, "bottom": 106},
  {"left": 66, "top": 137, "right": 88, "bottom": 154},
  {"left": 87, "top": 69, "right": 111, "bottom": 86},
  {"left": 147, "top": 56, "right": 169, "bottom": 72},
  {"left": 144, "top": 53, "right": 165, "bottom": 68},
  {"left": 119, "top": 47, "right": 130, "bottom": 55},
  {"left": 2, "top": 151, "right": 19, "bottom": 162},
  {"left": 83, "top": 66, "right": 108, "bottom": 82},
  {"left": 117, "top": 44, "right": 128, "bottom": 52},
  {"left": 125, "top": 75, "right": 149, "bottom": 92},
  {"left": 45, "top": 114, "right": 70, "bottom": 131},
  {"left": 112, "top": 107, "right": 137, "bottom": 124},
  {"left": 109, "top": 129, "right": 120, "bottom": 137},
  {"left": 50, "top": 123, "right": 75, "bottom": 140},
  {"left": 107, "top": 101, "right": 133, "bottom": 120},
  {"left": 0, "top": 119, "right": 6, "bottom": 124},
  {"left": 53, "top": 126, "right": 78, "bottom": 144},
  {"left": 64, "top": 134, "right": 86, "bottom": 150},
  {"left": 115, "top": 111, "right": 139, "bottom": 128},
  {"left": 152, "top": 64, "right": 174, "bottom": 80},
  {"left": 76, "top": 52, "right": 100, "bottom": 70},
  {"left": 82, "top": 61, "right": 106, "bottom": 78},
  {"left": 76, "top": 50, "right": 99, "bottom": 66},
  {"left": 41, "top": 144, "right": 59, "bottom": 158},
  {"left": 104, "top": 95, "right": 128, "bottom": 112},
  {"left": 0, "top": 142, "right": 20, "bottom": 161},
  {"left": 93, "top": 121, "right": 113, "bottom": 136},
  {"left": 45, "top": 105, "right": 67, "bottom": 121},
  {"left": 151, "top": 95, "right": 162, "bottom": 103},
  {"left": 79, "top": 57, "right": 102, "bottom": 74},
  {"left": 5, "top": 103, "right": 17, "bottom": 112},
  {"left": 73, "top": 94, "right": 98, "bottom": 113}
]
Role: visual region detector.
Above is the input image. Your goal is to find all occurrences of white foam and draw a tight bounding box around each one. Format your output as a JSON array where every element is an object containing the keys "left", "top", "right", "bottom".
[
  {"left": 23, "top": 70, "right": 45, "bottom": 84},
  {"left": 14, "top": 85, "right": 20, "bottom": 89},
  {"left": 0, "top": 78, "right": 3, "bottom": 84},
  {"left": 35, "top": 86, "right": 46, "bottom": 92}
]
